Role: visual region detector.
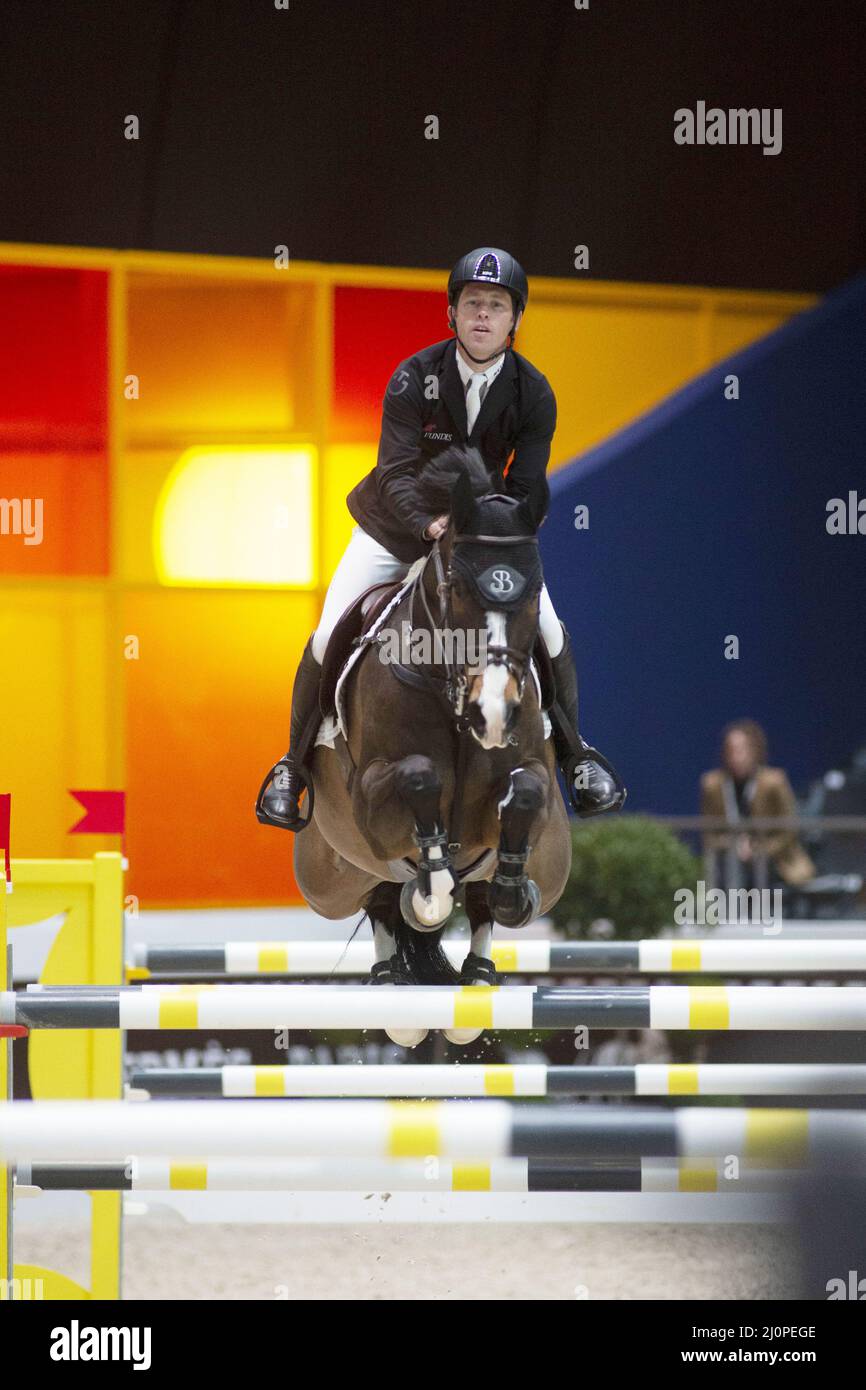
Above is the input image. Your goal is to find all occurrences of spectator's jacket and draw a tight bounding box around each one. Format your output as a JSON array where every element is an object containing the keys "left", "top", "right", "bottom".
[
  {"left": 346, "top": 337, "right": 557, "bottom": 564},
  {"left": 700, "top": 766, "right": 816, "bottom": 884}
]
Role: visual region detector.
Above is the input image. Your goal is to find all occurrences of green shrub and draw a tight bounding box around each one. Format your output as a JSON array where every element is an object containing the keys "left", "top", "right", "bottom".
[{"left": 548, "top": 815, "right": 701, "bottom": 940}]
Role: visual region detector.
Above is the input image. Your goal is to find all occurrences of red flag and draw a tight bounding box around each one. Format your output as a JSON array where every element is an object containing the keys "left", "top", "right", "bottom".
[
  {"left": 69, "top": 790, "right": 126, "bottom": 836},
  {"left": 0, "top": 792, "right": 10, "bottom": 887}
]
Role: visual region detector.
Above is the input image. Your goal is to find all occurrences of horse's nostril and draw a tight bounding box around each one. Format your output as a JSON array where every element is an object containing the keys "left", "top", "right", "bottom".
[{"left": 467, "top": 703, "right": 485, "bottom": 733}]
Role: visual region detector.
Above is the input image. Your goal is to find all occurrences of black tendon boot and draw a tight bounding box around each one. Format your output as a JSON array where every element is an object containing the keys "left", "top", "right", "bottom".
[
  {"left": 255, "top": 638, "right": 323, "bottom": 831},
  {"left": 549, "top": 625, "right": 626, "bottom": 817}
]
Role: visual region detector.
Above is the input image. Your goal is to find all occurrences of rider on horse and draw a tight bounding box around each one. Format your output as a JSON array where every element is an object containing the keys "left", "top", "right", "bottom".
[{"left": 257, "top": 247, "right": 625, "bottom": 831}]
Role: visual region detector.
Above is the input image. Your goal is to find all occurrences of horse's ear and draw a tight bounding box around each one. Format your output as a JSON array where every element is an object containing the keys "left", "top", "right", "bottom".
[
  {"left": 450, "top": 469, "right": 477, "bottom": 533},
  {"left": 516, "top": 476, "right": 549, "bottom": 531}
]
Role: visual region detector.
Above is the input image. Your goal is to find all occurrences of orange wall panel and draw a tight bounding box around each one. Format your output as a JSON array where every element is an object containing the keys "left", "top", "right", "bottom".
[
  {"left": 123, "top": 589, "right": 319, "bottom": 906},
  {"left": 124, "top": 278, "right": 314, "bottom": 439},
  {"left": 0, "top": 452, "right": 109, "bottom": 576}
]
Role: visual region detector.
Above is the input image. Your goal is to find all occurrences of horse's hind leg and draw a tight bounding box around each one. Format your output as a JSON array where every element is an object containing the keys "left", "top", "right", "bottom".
[
  {"left": 293, "top": 811, "right": 377, "bottom": 919},
  {"left": 365, "top": 882, "right": 429, "bottom": 1049},
  {"left": 434, "top": 879, "right": 497, "bottom": 1047},
  {"left": 462, "top": 881, "right": 496, "bottom": 982},
  {"left": 366, "top": 881, "right": 404, "bottom": 978}
]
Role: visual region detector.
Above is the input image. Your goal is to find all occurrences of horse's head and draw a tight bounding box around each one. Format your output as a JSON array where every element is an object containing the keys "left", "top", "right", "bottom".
[{"left": 443, "top": 469, "right": 545, "bottom": 747}]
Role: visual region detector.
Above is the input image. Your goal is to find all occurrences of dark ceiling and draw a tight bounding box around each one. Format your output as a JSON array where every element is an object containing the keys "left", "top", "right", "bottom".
[{"left": 0, "top": 0, "right": 863, "bottom": 291}]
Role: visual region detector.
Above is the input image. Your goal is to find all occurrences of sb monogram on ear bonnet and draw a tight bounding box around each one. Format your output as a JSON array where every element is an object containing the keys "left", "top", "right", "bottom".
[{"left": 450, "top": 493, "right": 543, "bottom": 610}]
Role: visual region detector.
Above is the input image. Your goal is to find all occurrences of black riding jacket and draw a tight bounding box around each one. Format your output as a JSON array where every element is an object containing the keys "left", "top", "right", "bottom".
[{"left": 346, "top": 337, "right": 557, "bottom": 564}]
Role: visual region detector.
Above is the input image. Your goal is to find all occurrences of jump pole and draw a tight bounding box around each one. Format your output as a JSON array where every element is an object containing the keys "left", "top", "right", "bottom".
[
  {"left": 16, "top": 1156, "right": 807, "bottom": 1194},
  {"left": 1, "top": 1100, "right": 865, "bottom": 1163},
  {"left": 131, "top": 938, "right": 866, "bottom": 978},
  {"left": 129, "top": 1062, "right": 866, "bottom": 1099},
  {"left": 8, "top": 984, "right": 866, "bottom": 1030}
]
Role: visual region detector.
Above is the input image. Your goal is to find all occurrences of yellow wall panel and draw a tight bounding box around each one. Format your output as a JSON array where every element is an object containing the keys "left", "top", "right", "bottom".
[
  {"left": 0, "top": 590, "right": 116, "bottom": 856},
  {"left": 118, "top": 446, "right": 319, "bottom": 588},
  {"left": 710, "top": 309, "right": 793, "bottom": 361},
  {"left": 520, "top": 298, "right": 705, "bottom": 466},
  {"left": 116, "top": 449, "right": 176, "bottom": 583},
  {"left": 322, "top": 443, "right": 376, "bottom": 581}
]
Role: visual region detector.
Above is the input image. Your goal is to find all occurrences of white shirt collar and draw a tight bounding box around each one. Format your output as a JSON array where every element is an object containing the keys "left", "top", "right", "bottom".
[{"left": 454, "top": 343, "right": 505, "bottom": 389}]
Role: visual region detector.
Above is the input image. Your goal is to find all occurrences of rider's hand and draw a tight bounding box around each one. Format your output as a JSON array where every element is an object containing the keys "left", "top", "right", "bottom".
[{"left": 424, "top": 514, "right": 449, "bottom": 541}]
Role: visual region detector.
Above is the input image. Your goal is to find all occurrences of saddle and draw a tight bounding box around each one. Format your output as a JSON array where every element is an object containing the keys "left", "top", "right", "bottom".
[{"left": 319, "top": 580, "right": 403, "bottom": 718}]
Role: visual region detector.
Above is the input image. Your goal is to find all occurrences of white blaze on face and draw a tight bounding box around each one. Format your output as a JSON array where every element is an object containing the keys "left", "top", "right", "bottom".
[{"left": 476, "top": 611, "right": 509, "bottom": 749}]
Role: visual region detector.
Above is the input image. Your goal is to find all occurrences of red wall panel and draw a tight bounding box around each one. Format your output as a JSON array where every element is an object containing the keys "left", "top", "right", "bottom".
[
  {"left": 332, "top": 286, "right": 446, "bottom": 440},
  {"left": 0, "top": 265, "right": 109, "bottom": 451}
]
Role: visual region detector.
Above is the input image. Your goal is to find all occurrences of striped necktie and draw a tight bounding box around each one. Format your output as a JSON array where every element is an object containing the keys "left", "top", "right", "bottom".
[{"left": 465, "top": 372, "right": 487, "bottom": 434}]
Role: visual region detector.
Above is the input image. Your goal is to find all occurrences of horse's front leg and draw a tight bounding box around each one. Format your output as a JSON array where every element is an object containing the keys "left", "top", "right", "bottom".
[
  {"left": 489, "top": 764, "right": 547, "bottom": 928},
  {"left": 358, "top": 754, "right": 457, "bottom": 931}
]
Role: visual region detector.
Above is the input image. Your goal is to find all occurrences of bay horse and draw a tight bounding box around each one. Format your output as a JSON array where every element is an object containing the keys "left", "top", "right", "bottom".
[{"left": 294, "top": 448, "right": 572, "bottom": 1045}]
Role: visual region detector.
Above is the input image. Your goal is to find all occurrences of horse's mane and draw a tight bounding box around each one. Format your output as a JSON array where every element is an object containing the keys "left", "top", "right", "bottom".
[{"left": 416, "top": 446, "right": 490, "bottom": 514}]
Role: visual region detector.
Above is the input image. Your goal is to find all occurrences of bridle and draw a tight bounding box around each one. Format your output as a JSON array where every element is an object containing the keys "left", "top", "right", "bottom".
[
  {"left": 374, "top": 524, "right": 541, "bottom": 857},
  {"left": 399, "top": 530, "right": 542, "bottom": 733}
]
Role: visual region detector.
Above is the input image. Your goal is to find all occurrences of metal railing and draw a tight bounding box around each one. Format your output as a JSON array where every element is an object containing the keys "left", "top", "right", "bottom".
[{"left": 648, "top": 815, "right": 866, "bottom": 911}]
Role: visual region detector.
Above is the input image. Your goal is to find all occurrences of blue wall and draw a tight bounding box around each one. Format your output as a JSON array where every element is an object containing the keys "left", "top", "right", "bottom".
[{"left": 542, "top": 275, "right": 866, "bottom": 813}]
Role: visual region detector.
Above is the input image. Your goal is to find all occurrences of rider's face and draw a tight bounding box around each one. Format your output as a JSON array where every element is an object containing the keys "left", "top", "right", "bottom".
[
  {"left": 724, "top": 730, "right": 758, "bottom": 779},
  {"left": 452, "top": 285, "right": 521, "bottom": 359}
]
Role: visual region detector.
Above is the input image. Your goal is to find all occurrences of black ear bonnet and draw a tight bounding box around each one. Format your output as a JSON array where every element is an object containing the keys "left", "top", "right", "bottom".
[{"left": 450, "top": 494, "right": 543, "bottom": 610}]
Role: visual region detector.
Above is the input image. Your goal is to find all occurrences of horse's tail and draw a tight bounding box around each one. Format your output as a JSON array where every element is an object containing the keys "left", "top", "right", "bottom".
[
  {"left": 392, "top": 921, "right": 460, "bottom": 985},
  {"left": 363, "top": 882, "right": 459, "bottom": 984}
]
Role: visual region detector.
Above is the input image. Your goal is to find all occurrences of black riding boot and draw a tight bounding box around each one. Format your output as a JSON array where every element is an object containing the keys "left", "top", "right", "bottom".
[
  {"left": 255, "top": 638, "right": 323, "bottom": 831},
  {"left": 549, "top": 626, "right": 626, "bottom": 817}
]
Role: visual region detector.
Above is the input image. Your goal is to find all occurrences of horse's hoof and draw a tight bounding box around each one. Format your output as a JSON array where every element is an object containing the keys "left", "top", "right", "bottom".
[
  {"left": 443, "top": 967, "right": 494, "bottom": 1045},
  {"left": 442, "top": 1026, "right": 482, "bottom": 1045},
  {"left": 368, "top": 959, "right": 411, "bottom": 986},
  {"left": 459, "top": 952, "right": 498, "bottom": 986},
  {"left": 399, "top": 881, "right": 453, "bottom": 933},
  {"left": 369, "top": 961, "right": 428, "bottom": 1046},
  {"left": 386, "top": 1027, "right": 429, "bottom": 1048},
  {"left": 490, "top": 877, "right": 541, "bottom": 929}
]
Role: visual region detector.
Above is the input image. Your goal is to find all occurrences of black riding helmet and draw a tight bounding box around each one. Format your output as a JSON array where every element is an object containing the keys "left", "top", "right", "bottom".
[
  {"left": 447, "top": 248, "right": 528, "bottom": 364},
  {"left": 447, "top": 247, "right": 529, "bottom": 317}
]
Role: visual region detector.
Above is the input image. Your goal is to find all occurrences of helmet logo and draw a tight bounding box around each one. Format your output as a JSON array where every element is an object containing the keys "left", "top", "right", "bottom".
[{"left": 473, "top": 252, "right": 501, "bottom": 283}]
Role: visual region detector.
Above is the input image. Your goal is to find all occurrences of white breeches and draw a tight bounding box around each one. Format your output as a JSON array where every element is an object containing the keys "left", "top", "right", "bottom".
[{"left": 312, "top": 526, "right": 564, "bottom": 663}]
